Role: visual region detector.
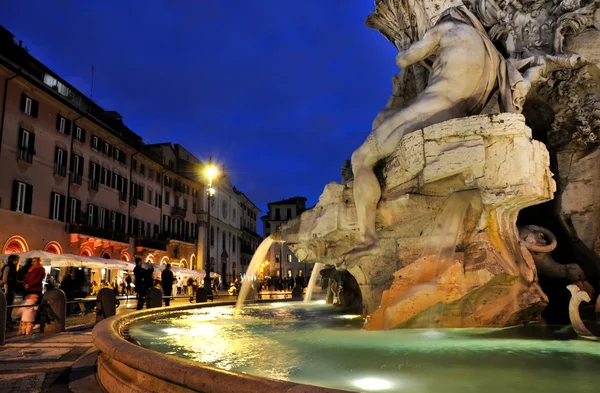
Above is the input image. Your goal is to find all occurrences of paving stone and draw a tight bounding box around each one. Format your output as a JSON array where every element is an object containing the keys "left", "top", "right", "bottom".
[{"left": 0, "top": 373, "right": 45, "bottom": 393}]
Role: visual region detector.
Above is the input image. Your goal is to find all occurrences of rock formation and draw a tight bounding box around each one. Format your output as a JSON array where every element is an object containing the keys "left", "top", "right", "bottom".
[
  {"left": 281, "top": 113, "right": 555, "bottom": 328},
  {"left": 279, "top": 0, "right": 600, "bottom": 329}
]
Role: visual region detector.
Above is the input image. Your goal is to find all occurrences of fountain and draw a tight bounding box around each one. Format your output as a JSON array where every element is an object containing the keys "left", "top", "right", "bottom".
[
  {"left": 235, "top": 236, "right": 274, "bottom": 311},
  {"left": 304, "top": 262, "right": 324, "bottom": 303},
  {"left": 92, "top": 1, "right": 600, "bottom": 392}
]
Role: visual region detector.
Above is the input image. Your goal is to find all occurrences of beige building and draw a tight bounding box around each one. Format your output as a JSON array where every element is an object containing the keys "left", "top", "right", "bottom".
[
  {"left": 261, "top": 196, "right": 307, "bottom": 279},
  {"left": 0, "top": 26, "right": 258, "bottom": 285},
  {"left": 234, "top": 188, "right": 262, "bottom": 276}
]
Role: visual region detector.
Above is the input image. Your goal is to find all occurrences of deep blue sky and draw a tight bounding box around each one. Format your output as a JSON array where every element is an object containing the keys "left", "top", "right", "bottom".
[{"left": 3, "top": 0, "right": 397, "bottom": 221}]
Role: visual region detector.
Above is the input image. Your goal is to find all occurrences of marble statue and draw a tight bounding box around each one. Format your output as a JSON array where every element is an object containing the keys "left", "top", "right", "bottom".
[
  {"left": 276, "top": 0, "right": 599, "bottom": 329},
  {"left": 567, "top": 284, "right": 594, "bottom": 337},
  {"left": 338, "top": 5, "right": 547, "bottom": 269}
]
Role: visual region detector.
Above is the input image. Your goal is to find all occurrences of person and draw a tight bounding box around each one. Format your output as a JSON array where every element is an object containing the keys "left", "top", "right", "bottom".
[
  {"left": 161, "top": 264, "right": 175, "bottom": 306},
  {"left": 187, "top": 276, "right": 194, "bottom": 296},
  {"left": 133, "top": 258, "right": 149, "bottom": 310},
  {"left": 177, "top": 276, "right": 183, "bottom": 295},
  {"left": 16, "top": 258, "right": 32, "bottom": 295},
  {"left": 0, "top": 254, "right": 19, "bottom": 307},
  {"left": 337, "top": 5, "right": 547, "bottom": 269},
  {"left": 59, "top": 273, "right": 77, "bottom": 315},
  {"left": 13, "top": 294, "right": 38, "bottom": 337},
  {"left": 125, "top": 274, "right": 132, "bottom": 296},
  {"left": 23, "top": 257, "right": 45, "bottom": 303}
]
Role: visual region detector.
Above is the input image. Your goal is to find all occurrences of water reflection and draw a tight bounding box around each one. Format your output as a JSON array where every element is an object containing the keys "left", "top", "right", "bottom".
[{"left": 129, "top": 303, "right": 600, "bottom": 393}]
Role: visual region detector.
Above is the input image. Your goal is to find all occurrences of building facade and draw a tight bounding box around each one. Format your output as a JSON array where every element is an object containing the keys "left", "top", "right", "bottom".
[
  {"left": 0, "top": 26, "right": 258, "bottom": 285},
  {"left": 235, "top": 188, "right": 262, "bottom": 276},
  {"left": 261, "top": 196, "right": 307, "bottom": 279}
]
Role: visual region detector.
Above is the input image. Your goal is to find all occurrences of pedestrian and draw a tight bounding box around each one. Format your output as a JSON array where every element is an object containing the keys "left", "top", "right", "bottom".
[
  {"left": 125, "top": 274, "right": 132, "bottom": 296},
  {"left": 0, "top": 254, "right": 19, "bottom": 307},
  {"left": 23, "top": 257, "right": 45, "bottom": 303},
  {"left": 133, "top": 258, "right": 149, "bottom": 310},
  {"left": 13, "top": 294, "right": 38, "bottom": 337},
  {"left": 161, "top": 264, "right": 175, "bottom": 306},
  {"left": 177, "top": 276, "right": 183, "bottom": 295}
]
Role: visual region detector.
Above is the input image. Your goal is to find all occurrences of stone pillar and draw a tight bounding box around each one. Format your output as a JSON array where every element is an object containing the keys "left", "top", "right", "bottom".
[
  {"left": 96, "top": 288, "right": 117, "bottom": 323},
  {"left": 42, "top": 289, "right": 67, "bottom": 333},
  {"left": 0, "top": 290, "right": 6, "bottom": 346},
  {"left": 147, "top": 287, "right": 162, "bottom": 308},
  {"left": 196, "top": 287, "right": 208, "bottom": 303}
]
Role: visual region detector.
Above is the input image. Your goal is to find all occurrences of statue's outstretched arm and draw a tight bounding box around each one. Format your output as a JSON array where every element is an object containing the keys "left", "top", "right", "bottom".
[{"left": 396, "top": 24, "right": 444, "bottom": 69}]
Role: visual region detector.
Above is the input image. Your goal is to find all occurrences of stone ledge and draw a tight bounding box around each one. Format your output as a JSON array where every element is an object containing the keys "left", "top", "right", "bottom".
[{"left": 93, "top": 300, "right": 352, "bottom": 393}]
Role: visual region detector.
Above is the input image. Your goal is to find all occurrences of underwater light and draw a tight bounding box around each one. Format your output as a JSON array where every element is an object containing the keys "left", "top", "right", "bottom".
[
  {"left": 353, "top": 377, "right": 392, "bottom": 391},
  {"left": 315, "top": 300, "right": 326, "bottom": 304},
  {"left": 336, "top": 314, "right": 362, "bottom": 320}
]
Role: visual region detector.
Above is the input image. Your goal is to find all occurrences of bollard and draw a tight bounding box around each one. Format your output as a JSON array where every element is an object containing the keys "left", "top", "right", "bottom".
[
  {"left": 0, "top": 290, "right": 6, "bottom": 346},
  {"left": 147, "top": 287, "right": 162, "bottom": 308},
  {"left": 195, "top": 287, "right": 208, "bottom": 303},
  {"left": 96, "top": 288, "right": 117, "bottom": 323},
  {"left": 292, "top": 285, "right": 303, "bottom": 300},
  {"left": 41, "top": 289, "right": 67, "bottom": 333}
]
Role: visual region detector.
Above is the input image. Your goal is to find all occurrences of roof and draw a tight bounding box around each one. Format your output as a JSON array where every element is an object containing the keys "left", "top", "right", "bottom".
[{"left": 267, "top": 196, "right": 307, "bottom": 207}]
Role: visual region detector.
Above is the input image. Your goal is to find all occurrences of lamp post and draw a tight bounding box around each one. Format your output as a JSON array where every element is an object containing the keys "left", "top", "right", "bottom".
[{"left": 203, "top": 157, "right": 218, "bottom": 292}]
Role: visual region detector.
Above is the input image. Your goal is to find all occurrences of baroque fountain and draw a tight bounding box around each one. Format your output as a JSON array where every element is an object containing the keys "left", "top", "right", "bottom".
[{"left": 93, "top": 0, "right": 600, "bottom": 392}]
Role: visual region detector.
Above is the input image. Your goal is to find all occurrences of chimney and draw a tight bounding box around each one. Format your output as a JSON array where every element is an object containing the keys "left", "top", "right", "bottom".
[{"left": 18, "top": 40, "right": 22, "bottom": 47}]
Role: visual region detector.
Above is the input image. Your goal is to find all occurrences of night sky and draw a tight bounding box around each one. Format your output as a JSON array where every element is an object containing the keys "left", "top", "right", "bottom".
[{"left": 3, "top": 0, "right": 397, "bottom": 221}]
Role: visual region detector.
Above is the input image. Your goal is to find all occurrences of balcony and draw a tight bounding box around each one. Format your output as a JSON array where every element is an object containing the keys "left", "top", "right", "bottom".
[
  {"left": 169, "top": 232, "right": 195, "bottom": 244},
  {"left": 69, "top": 223, "right": 130, "bottom": 244},
  {"left": 89, "top": 179, "right": 99, "bottom": 192},
  {"left": 54, "top": 163, "right": 67, "bottom": 177},
  {"left": 18, "top": 148, "right": 33, "bottom": 164},
  {"left": 136, "top": 236, "right": 168, "bottom": 251},
  {"left": 171, "top": 206, "right": 187, "bottom": 217},
  {"left": 70, "top": 172, "right": 83, "bottom": 186}
]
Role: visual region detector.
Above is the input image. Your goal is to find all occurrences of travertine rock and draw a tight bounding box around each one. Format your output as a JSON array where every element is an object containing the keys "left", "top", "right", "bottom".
[{"left": 281, "top": 114, "right": 555, "bottom": 329}]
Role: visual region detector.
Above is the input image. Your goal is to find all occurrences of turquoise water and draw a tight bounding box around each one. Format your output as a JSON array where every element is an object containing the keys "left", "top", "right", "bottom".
[{"left": 129, "top": 302, "right": 600, "bottom": 393}]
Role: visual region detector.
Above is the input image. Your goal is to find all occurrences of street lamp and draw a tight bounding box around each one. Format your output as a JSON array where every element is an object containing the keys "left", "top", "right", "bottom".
[{"left": 203, "top": 157, "right": 218, "bottom": 293}]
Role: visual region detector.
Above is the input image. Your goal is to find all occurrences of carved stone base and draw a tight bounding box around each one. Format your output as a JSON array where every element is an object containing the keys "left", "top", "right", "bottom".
[{"left": 281, "top": 114, "right": 555, "bottom": 329}]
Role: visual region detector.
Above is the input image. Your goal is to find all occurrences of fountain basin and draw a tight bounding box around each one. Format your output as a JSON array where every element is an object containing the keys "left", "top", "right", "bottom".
[
  {"left": 93, "top": 300, "right": 348, "bottom": 393},
  {"left": 95, "top": 301, "right": 600, "bottom": 393}
]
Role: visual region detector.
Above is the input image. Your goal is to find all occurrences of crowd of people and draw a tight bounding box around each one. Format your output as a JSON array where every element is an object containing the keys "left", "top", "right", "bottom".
[{"left": 0, "top": 254, "right": 46, "bottom": 336}]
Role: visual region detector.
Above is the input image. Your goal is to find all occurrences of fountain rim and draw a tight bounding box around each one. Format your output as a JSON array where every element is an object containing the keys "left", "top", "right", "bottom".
[{"left": 92, "top": 299, "right": 352, "bottom": 393}]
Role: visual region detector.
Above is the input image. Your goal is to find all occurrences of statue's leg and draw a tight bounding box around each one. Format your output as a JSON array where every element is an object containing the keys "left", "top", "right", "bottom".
[{"left": 338, "top": 94, "right": 457, "bottom": 270}]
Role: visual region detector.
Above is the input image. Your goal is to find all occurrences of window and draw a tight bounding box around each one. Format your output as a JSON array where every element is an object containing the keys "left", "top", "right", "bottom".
[
  {"left": 193, "top": 202, "right": 197, "bottom": 214},
  {"left": 140, "top": 163, "right": 145, "bottom": 176},
  {"left": 168, "top": 160, "right": 174, "bottom": 169},
  {"left": 100, "top": 167, "right": 112, "bottom": 187},
  {"left": 88, "top": 204, "right": 96, "bottom": 226},
  {"left": 113, "top": 148, "right": 126, "bottom": 164},
  {"left": 165, "top": 191, "right": 170, "bottom": 206},
  {"left": 74, "top": 126, "right": 86, "bottom": 143},
  {"left": 148, "top": 189, "right": 153, "bottom": 205},
  {"left": 99, "top": 207, "right": 107, "bottom": 229},
  {"left": 163, "top": 214, "right": 171, "bottom": 233},
  {"left": 232, "top": 237, "right": 236, "bottom": 252},
  {"left": 132, "top": 158, "right": 137, "bottom": 172},
  {"left": 17, "top": 128, "right": 35, "bottom": 163},
  {"left": 287, "top": 254, "right": 292, "bottom": 263},
  {"left": 222, "top": 233, "right": 226, "bottom": 249},
  {"left": 91, "top": 135, "right": 100, "bottom": 151},
  {"left": 156, "top": 172, "right": 162, "bottom": 184},
  {"left": 56, "top": 115, "right": 71, "bottom": 135},
  {"left": 103, "top": 141, "right": 112, "bottom": 156},
  {"left": 89, "top": 162, "right": 100, "bottom": 191},
  {"left": 43, "top": 73, "right": 71, "bottom": 96},
  {"left": 275, "top": 208, "right": 280, "bottom": 220},
  {"left": 11, "top": 180, "right": 32, "bottom": 214},
  {"left": 287, "top": 208, "right": 292, "bottom": 219},
  {"left": 154, "top": 193, "right": 162, "bottom": 208},
  {"left": 68, "top": 198, "right": 81, "bottom": 224},
  {"left": 70, "top": 154, "right": 84, "bottom": 185},
  {"left": 20, "top": 94, "right": 38, "bottom": 117},
  {"left": 54, "top": 147, "right": 67, "bottom": 177},
  {"left": 148, "top": 167, "right": 154, "bottom": 180},
  {"left": 49, "top": 192, "right": 65, "bottom": 221}
]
